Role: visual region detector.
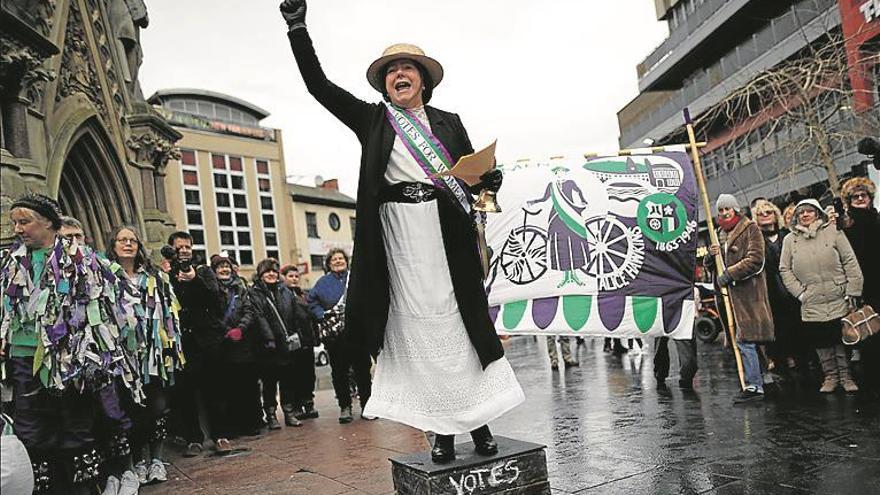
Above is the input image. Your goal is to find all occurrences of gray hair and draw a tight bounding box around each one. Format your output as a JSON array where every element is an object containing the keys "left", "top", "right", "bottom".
[{"left": 60, "top": 216, "right": 84, "bottom": 230}]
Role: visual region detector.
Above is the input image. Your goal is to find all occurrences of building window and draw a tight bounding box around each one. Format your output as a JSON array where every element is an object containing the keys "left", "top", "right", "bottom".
[
  {"left": 350, "top": 217, "right": 356, "bottom": 237},
  {"left": 258, "top": 178, "right": 271, "bottom": 192},
  {"left": 180, "top": 149, "right": 196, "bottom": 166},
  {"left": 219, "top": 212, "right": 233, "bottom": 226},
  {"left": 185, "top": 190, "right": 201, "bottom": 205},
  {"left": 263, "top": 214, "right": 275, "bottom": 228},
  {"left": 187, "top": 210, "right": 202, "bottom": 225},
  {"left": 229, "top": 156, "right": 243, "bottom": 171},
  {"left": 265, "top": 232, "right": 277, "bottom": 246},
  {"left": 221, "top": 231, "right": 235, "bottom": 245},
  {"left": 239, "top": 250, "right": 254, "bottom": 266},
  {"left": 306, "top": 212, "right": 319, "bottom": 238},
  {"left": 267, "top": 249, "right": 279, "bottom": 260},
  {"left": 183, "top": 170, "right": 199, "bottom": 186},
  {"left": 190, "top": 229, "right": 205, "bottom": 245},
  {"left": 237, "top": 231, "right": 251, "bottom": 246},
  {"left": 310, "top": 254, "right": 325, "bottom": 273},
  {"left": 231, "top": 176, "right": 244, "bottom": 190},
  {"left": 260, "top": 196, "right": 273, "bottom": 210},
  {"left": 328, "top": 212, "right": 341, "bottom": 231},
  {"left": 235, "top": 212, "right": 249, "bottom": 227},
  {"left": 216, "top": 193, "right": 230, "bottom": 207},
  {"left": 233, "top": 194, "right": 247, "bottom": 208},
  {"left": 212, "top": 154, "right": 226, "bottom": 170},
  {"left": 256, "top": 160, "right": 269, "bottom": 175},
  {"left": 214, "top": 173, "right": 228, "bottom": 188}
]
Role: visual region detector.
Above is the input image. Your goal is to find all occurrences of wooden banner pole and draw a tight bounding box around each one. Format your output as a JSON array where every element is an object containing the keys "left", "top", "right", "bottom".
[{"left": 682, "top": 109, "right": 746, "bottom": 391}]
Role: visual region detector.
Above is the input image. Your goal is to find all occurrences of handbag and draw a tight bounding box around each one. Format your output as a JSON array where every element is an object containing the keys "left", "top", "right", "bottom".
[
  {"left": 266, "top": 297, "right": 302, "bottom": 352},
  {"left": 317, "top": 274, "right": 349, "bottom": 345},
  {"left": 841, "top": 304, "right": 880, "bottom": 345}
]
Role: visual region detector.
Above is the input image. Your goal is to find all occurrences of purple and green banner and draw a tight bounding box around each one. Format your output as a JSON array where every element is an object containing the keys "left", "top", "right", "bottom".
[{"left": 486, "top": 151, "right": 697, "bottom": 338}]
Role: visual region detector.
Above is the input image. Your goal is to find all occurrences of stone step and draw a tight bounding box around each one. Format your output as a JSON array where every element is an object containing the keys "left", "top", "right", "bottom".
[{"left": 390, "top": 436, "right": 549, "bottom": 495}]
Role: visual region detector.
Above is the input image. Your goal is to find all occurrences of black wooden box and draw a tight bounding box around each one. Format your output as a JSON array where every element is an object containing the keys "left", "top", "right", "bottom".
[{"left": 390, "top": 436, "right": 549, "bottom": 495}]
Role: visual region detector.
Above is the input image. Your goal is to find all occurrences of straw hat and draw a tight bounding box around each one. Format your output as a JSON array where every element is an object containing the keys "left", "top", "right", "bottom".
[{"left": 366, "top": 43, "right": 444, "bottom": 94}]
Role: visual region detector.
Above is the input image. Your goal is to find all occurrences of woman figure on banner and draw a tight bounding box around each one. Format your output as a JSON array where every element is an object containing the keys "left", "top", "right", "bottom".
[
  {"left": 528, "top": 166, "right": 591, "bottom": 288},
  {"left": 281, "top": 0, "right": 524, "bottom": 463}
]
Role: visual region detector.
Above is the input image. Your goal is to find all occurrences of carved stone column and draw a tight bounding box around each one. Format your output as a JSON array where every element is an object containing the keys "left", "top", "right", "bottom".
[
  {"left": 0, "top": 2, "right": 59, "bottom": 246},
  {"left": 125, "top": 104, "right": 182, "bottom": 252}
]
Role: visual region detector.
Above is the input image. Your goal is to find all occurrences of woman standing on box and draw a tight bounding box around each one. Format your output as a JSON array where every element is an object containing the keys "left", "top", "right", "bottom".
[{"left": 280, "top": 0, "right": 524, "bottom": 463}]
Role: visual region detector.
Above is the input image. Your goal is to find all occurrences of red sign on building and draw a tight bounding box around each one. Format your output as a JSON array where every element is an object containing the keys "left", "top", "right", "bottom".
[{"left": 839, "top": 0, "right": 880, "bottom": 111}]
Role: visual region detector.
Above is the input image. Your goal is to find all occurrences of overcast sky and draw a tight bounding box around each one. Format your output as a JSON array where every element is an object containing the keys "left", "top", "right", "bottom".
[{"left": 138, "top": 1, "right": 668, "bottom": 197}]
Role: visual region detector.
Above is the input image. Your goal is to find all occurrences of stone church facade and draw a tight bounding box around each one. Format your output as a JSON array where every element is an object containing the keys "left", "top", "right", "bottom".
[{"left": 0, "top": 0, "right": 180, "bottom": 252}]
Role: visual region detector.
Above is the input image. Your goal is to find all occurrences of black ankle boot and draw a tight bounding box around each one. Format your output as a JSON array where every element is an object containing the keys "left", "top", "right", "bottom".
[
  {"left": 471, "top": 425, "right": 498, "bottom": 456},
  {"left": 431, "top": 434, "right": 455, "bottom": 463}
]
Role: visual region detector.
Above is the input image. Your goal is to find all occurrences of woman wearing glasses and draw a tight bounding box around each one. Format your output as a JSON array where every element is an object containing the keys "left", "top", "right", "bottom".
[
  {"left": 841, "top": 178, "right": 879, "bottom": 394},
  {"left": 103, "top": 225, "right": 184, "bottom": 489}
]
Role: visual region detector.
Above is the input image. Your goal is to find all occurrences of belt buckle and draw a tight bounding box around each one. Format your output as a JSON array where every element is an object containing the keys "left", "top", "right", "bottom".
[{"left": 402, "top": 183, "right": 432, "bottom": 202}]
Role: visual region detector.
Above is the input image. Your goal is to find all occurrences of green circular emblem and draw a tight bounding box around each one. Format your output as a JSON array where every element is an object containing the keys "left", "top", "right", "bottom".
[{"left": 636, "top": 193, "right": 687, "bottom": 243}]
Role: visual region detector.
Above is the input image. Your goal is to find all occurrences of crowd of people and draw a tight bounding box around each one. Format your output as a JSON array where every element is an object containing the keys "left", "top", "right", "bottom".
[
  {"left": 0, "top": 193, "right": 377, "bottom": 494},
  {"left": 703, "top": 176, "right": 879, "bottom": 403}
]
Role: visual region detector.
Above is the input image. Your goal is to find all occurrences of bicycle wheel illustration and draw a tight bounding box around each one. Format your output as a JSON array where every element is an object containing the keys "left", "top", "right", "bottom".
[
  {"left": 581, "top": 216, "right": 642, "bottom": 284},
  {"left": 498, "top": 225, "right": 548, "bottom": 285}
]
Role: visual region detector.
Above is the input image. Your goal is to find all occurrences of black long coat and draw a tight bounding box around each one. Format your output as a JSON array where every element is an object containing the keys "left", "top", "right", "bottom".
[
  {"left": 288, "top": 29, "right": 503, "bottom": 368},
  {"left": 249, "top": 281, "right": 313, "bottom": 365}
]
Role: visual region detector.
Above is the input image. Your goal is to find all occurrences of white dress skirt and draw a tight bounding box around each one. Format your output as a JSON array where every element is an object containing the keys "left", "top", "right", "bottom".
[{"left": 362, "top": 199, "right": 525, "bottom": 435}]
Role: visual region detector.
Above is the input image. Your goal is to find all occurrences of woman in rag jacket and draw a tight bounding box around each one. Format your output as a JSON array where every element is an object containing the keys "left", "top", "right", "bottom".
[
  {"left": 104, "top": 225, "right": 184, "bottom": 488},
  {"left": 280, "top": 0, "right": 524, "bottom": 463}
]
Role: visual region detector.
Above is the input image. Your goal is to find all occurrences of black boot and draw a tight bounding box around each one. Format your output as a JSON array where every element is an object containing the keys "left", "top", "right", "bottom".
[
  {"left": 431, "top": 434, "right": 456, "bottom": 463},
  {"left": 471, "top": 425, "right": 498, "bottom": 456},
  {"left": 295, "top": 401, "right": 319, "bottom": 420},
  {"left": 264, "top": 407, "right": 281, "bottom": 430},
  {"left": 282, "top": 405, "right": 303, "bottom": 427}
]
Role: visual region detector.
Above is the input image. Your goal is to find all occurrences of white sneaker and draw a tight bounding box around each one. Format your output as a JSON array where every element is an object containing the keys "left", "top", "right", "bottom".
[
  {"left": 133, "top": 461, "right": 148, "bottom": 484},
  {"left": 118, "top": 471, "right": 140, "bottom": 495},
  {"left": 102, "top": 475, "right": 120, "bottom": 495},
  {"left": 146, "top": 459, "right": 167, "bottom": 484}
]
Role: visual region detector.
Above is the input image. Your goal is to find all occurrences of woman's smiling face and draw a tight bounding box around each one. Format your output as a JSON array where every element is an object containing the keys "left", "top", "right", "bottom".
[{"left": 385, "top": 59, "right": 424, "bottom": 109}]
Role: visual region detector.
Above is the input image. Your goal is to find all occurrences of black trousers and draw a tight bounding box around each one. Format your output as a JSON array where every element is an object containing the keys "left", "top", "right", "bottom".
[
  {"left": 653, "top": 336, "right": 698, "bottom": 382},
  {"left": 290, "top": 347, "right": 317, "bottom": 408},
  {"left": 11, "top": 356, "right": 99, "bottom": 490},
  {"left": 326, "top": 341, "right": 372, "bottom": 409},
  {"left": 168, "top": 367, "right": 203, "bottom": 444},
  {"left": 128, "top": 382, "right": 170, "bottom": 458},
  {"left": 260, "top": 361, "right": 296, "bottom": 410},
  {"left": 226, "top": 362, "right": 263, "bottom": 432}
]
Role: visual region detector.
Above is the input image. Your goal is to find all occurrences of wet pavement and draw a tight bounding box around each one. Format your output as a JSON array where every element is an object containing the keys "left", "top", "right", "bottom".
[{"left": 142, "top": 337, "right": 879, "bottom": 494}]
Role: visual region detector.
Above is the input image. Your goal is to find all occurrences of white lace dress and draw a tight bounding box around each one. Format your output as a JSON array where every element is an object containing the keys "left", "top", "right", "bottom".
[{"left": 362, "top": 107, "right": 524, "bottom": 435}]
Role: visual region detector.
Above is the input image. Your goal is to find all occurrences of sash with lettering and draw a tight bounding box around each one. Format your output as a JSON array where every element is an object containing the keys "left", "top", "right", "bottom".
[{"left": 383, "top": 102, "right": 478, "bottom": 221}]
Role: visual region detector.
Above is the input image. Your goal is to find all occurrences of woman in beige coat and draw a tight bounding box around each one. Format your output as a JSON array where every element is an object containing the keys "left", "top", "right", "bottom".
[{"left": 779, "top": 199, "right": 864, "bottom": 393}]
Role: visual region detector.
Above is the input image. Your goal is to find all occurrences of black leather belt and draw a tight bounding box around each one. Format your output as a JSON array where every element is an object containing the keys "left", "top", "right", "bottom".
[{"left": 379, "top": 182, "right": 437, "bottom": 204}]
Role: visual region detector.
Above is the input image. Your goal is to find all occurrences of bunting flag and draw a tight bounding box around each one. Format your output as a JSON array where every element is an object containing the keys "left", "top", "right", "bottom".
[{"left": 486, "top": 151, "right": 697, "bottom": 338}]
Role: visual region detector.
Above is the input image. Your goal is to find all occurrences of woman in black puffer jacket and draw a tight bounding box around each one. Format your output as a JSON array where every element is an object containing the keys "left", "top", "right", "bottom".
[
  {"left": 249, "top": 258, "right": 313, "bottom": 429},
  {"left": 210, "top": 253, "right": 262, "bottom": 436}
]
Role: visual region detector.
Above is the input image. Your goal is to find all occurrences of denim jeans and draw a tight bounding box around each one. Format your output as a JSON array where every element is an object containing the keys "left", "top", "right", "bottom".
[{"left": 736, "top": 341, "right": 764, "bottom": 393}]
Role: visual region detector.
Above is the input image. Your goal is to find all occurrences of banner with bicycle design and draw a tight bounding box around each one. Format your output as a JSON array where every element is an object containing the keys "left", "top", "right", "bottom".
[{"left": 485, "top": 151, "right": 697, "bottom": 338}]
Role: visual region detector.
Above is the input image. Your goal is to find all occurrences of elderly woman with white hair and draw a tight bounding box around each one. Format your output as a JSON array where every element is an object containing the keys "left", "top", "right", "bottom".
[{"left": 779, "top": 199, "right": 864, "bottom": 393}]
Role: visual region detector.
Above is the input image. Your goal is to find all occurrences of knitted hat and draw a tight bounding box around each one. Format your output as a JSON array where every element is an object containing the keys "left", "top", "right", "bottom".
[
  {"left": 841, "top": 177, "right": 875, "bottom": 204},
  {"left": 715, "top": 194, "right": 740, "bottom": 212},
  {"left": 255, "top": 258, "right": 280, "bottom": 277},
  {"left": 11, "top": 193, "right": 62, "bottom": 230},
  {"left": 210, "top": 250, "right": 238, "bottom": 269}
]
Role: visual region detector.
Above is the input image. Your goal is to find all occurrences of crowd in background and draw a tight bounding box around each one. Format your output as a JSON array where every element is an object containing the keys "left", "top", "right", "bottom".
[{"left": 0, "top": 193, "right": 372, "bottom": 495}]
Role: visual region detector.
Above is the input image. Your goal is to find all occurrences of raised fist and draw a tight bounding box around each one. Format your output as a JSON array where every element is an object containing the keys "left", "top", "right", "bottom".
[{"left": 280, "top": 0, "right": 307, "bottom": 30}]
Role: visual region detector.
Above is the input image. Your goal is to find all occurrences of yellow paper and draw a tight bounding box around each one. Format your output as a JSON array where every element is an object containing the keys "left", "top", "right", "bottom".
[{"left": 436, "top": 140, "right": 497, "bottom": 186}]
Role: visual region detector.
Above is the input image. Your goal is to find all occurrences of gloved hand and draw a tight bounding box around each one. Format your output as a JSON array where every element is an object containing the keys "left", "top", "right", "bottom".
[
  {"left": 225, "top": 328, "right": 243, "bottom": 342},
  {"left": 265, "top": 340, "right": 276, "bottom": 350},
  {"left": 717, "top": 270, "right": 733, "bottom": 287},
  {"left": 279, "top": 0, "right": 307, "bottom": 31},
  {"left": 470, "top": 169, "right": 503, "bottom": 194}
]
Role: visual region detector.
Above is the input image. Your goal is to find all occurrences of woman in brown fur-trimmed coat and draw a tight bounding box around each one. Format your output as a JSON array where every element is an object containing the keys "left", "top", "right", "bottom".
[{"left": 706, "top": 194, "right": 774, "bottom": 403}]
